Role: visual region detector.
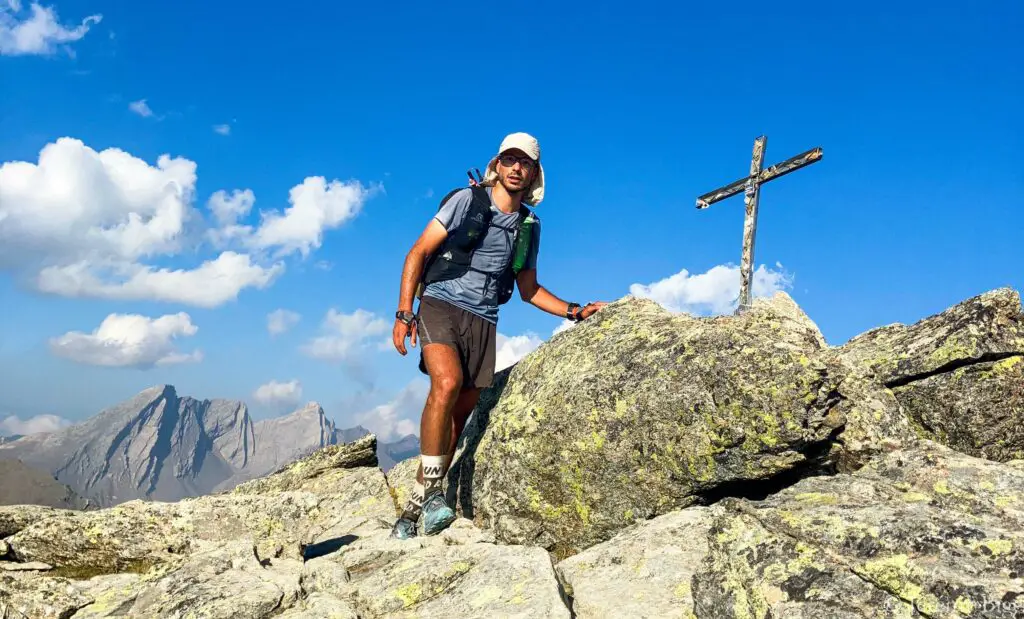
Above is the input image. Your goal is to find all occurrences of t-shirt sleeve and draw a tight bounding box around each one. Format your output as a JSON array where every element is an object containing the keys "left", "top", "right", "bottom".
[
  {"left": 433, "top": 188, "right": 473, "bottom": 233},
  {"left": 523, "top": 216, "right": 541, "bottom": 270}
]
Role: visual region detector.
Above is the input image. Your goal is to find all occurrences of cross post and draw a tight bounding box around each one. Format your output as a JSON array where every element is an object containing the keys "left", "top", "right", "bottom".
[{"left": 696, "top": 136, "right": 823, "bottom": 313}]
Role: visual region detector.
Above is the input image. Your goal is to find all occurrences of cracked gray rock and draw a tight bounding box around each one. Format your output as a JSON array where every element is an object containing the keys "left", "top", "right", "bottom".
[{"left": 835, "top": 287, "right": 1024, "bottom": 462}]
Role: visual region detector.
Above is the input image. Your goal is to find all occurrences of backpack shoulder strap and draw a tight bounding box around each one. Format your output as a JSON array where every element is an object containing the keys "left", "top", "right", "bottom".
[
  {"left": 435, "top": 185, "right": 492, "bottom": 223},
  {"left": 466, "top": 185, "right": 492, "bottom": 222}
]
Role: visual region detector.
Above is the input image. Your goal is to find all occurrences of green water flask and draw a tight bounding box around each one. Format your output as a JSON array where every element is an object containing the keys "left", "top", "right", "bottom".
[{"left": 512, "top": 214, "right": 535, "bottom": 273}]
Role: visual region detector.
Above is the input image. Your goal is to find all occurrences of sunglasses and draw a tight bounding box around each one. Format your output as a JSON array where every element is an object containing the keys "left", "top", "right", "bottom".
[{"left": 498, "top": 154, "right": 537, "bottom": 170}]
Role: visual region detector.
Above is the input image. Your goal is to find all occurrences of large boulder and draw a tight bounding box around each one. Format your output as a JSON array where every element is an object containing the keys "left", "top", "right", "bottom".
[
  {"left": 301, "top": 521, "right": 567, "bottom": 618},
  {"left": 0, "top": 505, "right": 76, "bottom": 538},
  {"left": 1, "top": 516, "right": 568, "bottom": 618},
  {"left": 555, "top": 505, "right": 723, "bottom": 618},
  {"left": 117, "top": 541, "right": 304, "bottom": 619},
  {"left": 453, "top": 293, "right": 912, "bottom": 555},
  {"left": 4, "top": 540, "right": 306, "bottom": 619},
  {"left": 0, "top": 571, "right": 93, "bottom": 618},
  {"left": 836, "top": 287, "right": 1024, "bottom": 461},
  {"left": 556, "top": 440, "right": 1024, "bottom": 618}
]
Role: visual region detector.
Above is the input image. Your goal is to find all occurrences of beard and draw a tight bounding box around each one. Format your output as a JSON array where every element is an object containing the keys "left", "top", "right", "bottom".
[{"left": 499, "top": 173, "right": 530, "bottom": 195}]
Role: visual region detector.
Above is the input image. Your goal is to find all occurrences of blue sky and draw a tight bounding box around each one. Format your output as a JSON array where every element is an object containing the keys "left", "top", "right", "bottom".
[{"left": 1, "top": 1, "right": 1021, "bottom": 437}]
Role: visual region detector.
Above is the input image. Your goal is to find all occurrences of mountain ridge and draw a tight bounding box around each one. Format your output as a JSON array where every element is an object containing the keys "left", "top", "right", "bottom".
[{"left": 0, "top": 385, "right": 416, "bottom": 507}]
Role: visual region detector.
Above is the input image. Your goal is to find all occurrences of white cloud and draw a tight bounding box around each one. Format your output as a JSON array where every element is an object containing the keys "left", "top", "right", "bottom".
[
  {"left": 0, "top": 137, "right": 197, "bottom": 265},
  {"left": 0, "top": 413, "right": 71, "bottom": 436},
  {"left": 128, "top": 99, "right": 154, "bottom": 118},
  {"left": 252, "top": 176, "right": 373, "bottom": 258},
  {"left": 0, "top": 139, "right": 283, "bottom": 308},
  {"left": 302, "top": 308, "right": 390, "bottom": 361},
  {"left": 629, "top": 263, "right": 794, "bottom": 315},
  {"left": 207, "top": 188, "right": 254, "bottom": 226},
  {"left": 213, "top": 124, "right": 231, "bottom": 136},
  {"left": 0, "top": 137, "right": 375, "bottom": 308},
  {"left": 267, "top": 309, "right": 300, "bottom": 336},
  {"left": 0, "top": 1, "right": 101, "bottom": 56},
  {"left": 495, "top": 332, "right": 544, "bottom": 372},
  {"left": 552, "top": 320, "right": 575, "bottom": 336},
  {"left": 36, "top": 252, "right": 283, "bottom": 309},
  {"left": 205, "top": 179, "right": 376, "bottom": 260},
  {"left": 353, "top": 379, "right": 427, "bottom": 442},
  {"left": 48, "top": 312, "right": 202, "bottom": 368},
  {"left": 204, "top": 189, "right": 255, "bottom": 249},
  {"left": 253, "top": 379, "right": 302, "bottom": 408}
]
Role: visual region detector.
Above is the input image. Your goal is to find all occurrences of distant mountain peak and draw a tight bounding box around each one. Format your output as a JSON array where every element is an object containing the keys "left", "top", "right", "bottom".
[
  {"left": 1, "top": 385, "right": 260, "bottom": 506},
  {"left": 0, "top": 384, "right": 421, "bottom": 504},
  {"left": 287, "top": 402, "right": 325, "bottom": 416},
  {"left": 141, "top": 384, "right": 177, "bottom": 398}
]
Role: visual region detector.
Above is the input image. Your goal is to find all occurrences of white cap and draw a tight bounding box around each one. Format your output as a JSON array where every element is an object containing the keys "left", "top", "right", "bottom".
[{"left": 483, "top": 132, "right": 545, "bottom": 206}]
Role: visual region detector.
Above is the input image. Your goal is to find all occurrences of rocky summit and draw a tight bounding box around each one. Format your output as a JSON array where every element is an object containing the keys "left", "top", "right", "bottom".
[
  {"left": 1, "top": 288, "right": 1022, "bottom": 618},
  {"left": 450, "top": 292, "right": 913, "bottom": 554}
]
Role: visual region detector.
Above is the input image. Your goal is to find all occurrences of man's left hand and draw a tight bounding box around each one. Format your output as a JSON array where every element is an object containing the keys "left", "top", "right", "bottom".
[{"left": 577, "top": 301, "right": 607, "bottom": 320}]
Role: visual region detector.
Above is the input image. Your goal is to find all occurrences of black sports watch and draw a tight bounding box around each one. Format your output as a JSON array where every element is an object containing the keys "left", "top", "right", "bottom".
[
  {"left": 566, "top": 302, "right": 583, "bottom": 322},
  {"left": 395, "top": 310, "right": 416, "bottom": 325}
]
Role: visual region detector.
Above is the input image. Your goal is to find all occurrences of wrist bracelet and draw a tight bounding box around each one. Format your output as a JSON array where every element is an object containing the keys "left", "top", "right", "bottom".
[{"left": 566, "top": 302, "right": 581, "bottom": 321}]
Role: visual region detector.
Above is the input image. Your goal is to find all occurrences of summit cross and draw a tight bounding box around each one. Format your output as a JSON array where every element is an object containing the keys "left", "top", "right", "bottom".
[{"left": 696, "top": 135, "right": 823, "bottom": 313}]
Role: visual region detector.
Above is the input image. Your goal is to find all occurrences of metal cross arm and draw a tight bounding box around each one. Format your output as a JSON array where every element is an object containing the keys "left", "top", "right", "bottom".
[{"left": 696, "top": 145, "right": 823, "bottom": 210}]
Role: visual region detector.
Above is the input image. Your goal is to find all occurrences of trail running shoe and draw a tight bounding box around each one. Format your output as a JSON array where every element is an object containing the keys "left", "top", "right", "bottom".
[
  {"left": 389, "top": 516, "right": 418, "bottom": 540},
  {"left": 421, "top": 491, "right": 456, "bottom": 536}
]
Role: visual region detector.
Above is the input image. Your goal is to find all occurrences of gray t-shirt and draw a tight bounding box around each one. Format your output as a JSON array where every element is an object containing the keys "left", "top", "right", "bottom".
[{"left": 422, "top": 186, "right": 540, "bottom": 323}]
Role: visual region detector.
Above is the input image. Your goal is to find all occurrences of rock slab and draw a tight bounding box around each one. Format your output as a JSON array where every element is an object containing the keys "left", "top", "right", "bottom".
[
  {"left": 836, "top": 287, "right": 1024, "bottom": 462},
  {"left": 555, "top": 440, "right": 1024, "bottom": 618}
]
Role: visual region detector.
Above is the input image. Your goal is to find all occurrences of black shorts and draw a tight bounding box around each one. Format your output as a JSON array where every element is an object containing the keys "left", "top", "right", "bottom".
[{"left": 416, "top": 296, "right": 497, "bottom": 390}]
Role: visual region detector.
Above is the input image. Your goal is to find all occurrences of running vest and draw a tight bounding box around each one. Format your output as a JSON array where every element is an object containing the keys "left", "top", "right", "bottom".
[{"left": 417, "top": 185, "right": 534, "bottom": 306}]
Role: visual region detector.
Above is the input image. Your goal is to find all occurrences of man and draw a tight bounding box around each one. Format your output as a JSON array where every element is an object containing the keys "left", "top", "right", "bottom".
[{"left": 390, "top": 132, "right": 606, "bottom": 539}]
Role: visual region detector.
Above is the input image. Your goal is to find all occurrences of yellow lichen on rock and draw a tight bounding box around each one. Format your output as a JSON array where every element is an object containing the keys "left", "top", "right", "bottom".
[
  {"left": 973, "top": 539, "right": 1013, "bottom": 556},
  {"left": 855, "top": 554, "right": 925, "bottom": 603},
  {"left": 394, "top": 582, "right": 423, "bottom": 608}
]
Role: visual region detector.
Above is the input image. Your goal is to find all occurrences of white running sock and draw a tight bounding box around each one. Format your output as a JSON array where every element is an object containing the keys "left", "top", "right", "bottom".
[{"left": 421, "top": 454, "right": 446, "bottom": 497}]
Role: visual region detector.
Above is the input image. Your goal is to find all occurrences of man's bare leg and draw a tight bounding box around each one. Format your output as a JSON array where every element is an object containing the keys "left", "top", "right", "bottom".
[
  {"left": 415, "top": 386, "right": 481, "bottom": 485},
  {"left": 398, "top": 386, "right": 479, "bottom": 528},
  {"left": 395, "top": 343, "right": 462, "bottom": 526},
  {"left": 394, "top": 347, "right": 482, "bottom": 537},
  {"left": 444, "top": 387, "right": 480, "bottom": 473},
  {"left": 419, "top": 342, "right": 463, "bottom": 486},
  {"left": 405, "top": 387, "right": 481, "bottom": 483}
]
